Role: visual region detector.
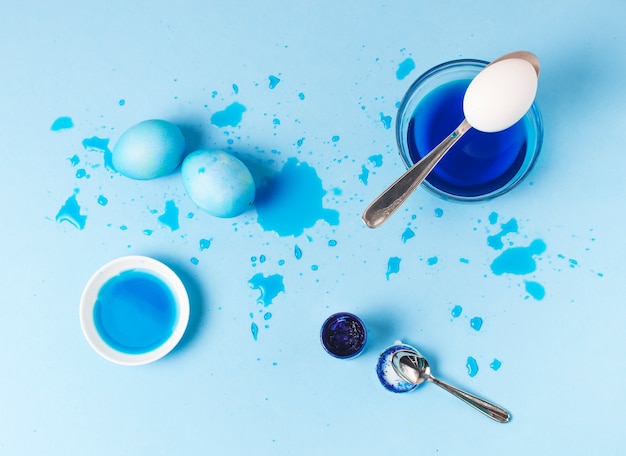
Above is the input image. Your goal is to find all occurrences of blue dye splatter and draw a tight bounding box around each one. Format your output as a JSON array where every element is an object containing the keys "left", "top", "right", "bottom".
[
  {"left": 294, "top": 245, "right": 302, "bottom": 259},
  {"left": 466, "top": 357, "right": 479, "bottom": 377},
  {"left": 368, "top": 154, "right": 383, "bottom": 167},
  {"left": 76, "top": 169, "right": 88, "bottom": 179},
  {"left": 386, "top": 257, "right": 401, "bottom": 280},
  {"left": 119, "top": 99, "right": 125, "bottom": 106},
  {"left": 451, "top": 305, "right": 463, "bottom": 318},
  {"left": 296, "top": 137, "right": 305, "bottom": 147},
  {"left": 158, "top": 200, "right": 179, "bottom": 231},
  {"left": 249, "top": 273, "right": 285, "bottom": 306},
  {"left": 232, "top": 83, "right": 239, "bottom": 94},
  {"left": 331, "top": 135, "right": 340, "bottom": 142},
  {"left": 569, "top": 259, "right": 578, "bottom": 268},
  {"left": 69, "top": 155, "right": 80, "bottom": 166},
  {"left": 359, "top": 165, "right": 370, "bottom": 185},
  {"left": 487, "top": 218, "right": 519, "bottom": 250},
  {"left": 488, "top": 211, "right": 499, "bottom": 225},
  {"left": 434, "top": 208, "right": 443, "bottom": 218},
  {"left": 470, "top": 317, "right": 483, "bottom": 331},
  {"left": 264, "top": 312, "right": 272, "bottom": 320},
  {"left": 82, "top": 136, "right": 114, "bottom": 171},
  {"left": 491, "top": 239, "right": 546, "bottom": 275},
  {"left": 460, "top": 258, "right": 469, "bottom": 264},
  {"left": 298, "top": 92, "right": 305, "bottom": 100},
  {"left": 199, "top": 239, "right": 211, "bottom": 251},
  {"left": 396, "top": 58, "right": 415, "bottom": 80},
  {"left": 328, "top": 239, "right": 337, "bottom": 247},
  {"left": 311, "top": 265, "right": 319, "bottom": 271},
  {"left": 255, "top": 158, "right": 339, "bottom": 237},
  {"left": 525, "top": 281, "right": 546, "bottom": 300},
  {"left": 427, "top": 256, "right": 438, "bottom": 266},
  {"left": 490, "top": 359, "right": 502, "bottom": 371},
  {"left": 251, "top": 322, "right": 259, "bottom": 341},
  {"left": 273, "top": 118, "right": 281, "bottom": 126},
  {"left": 268, "top": 75, "right": 281, "bottom": 89},
  {"left": 379, "top": 112, "right": 392, "bottom": 129},
  {"left": 143, "top": 230, "right": 153, "bottom": 236},
  {"left": 190, "top": 257, "right": 199, "bottom": 265},
  {"left": 51, "top": 116, "right": 73, "bottom": 131},
  {"left": 97, "top": 195, "right": 108, "bottom": 206},
  {"left": 402, "top": 227, "right": 415, "bottom": 243},
  {"left": 56, "top": 190, "right": 86, "bottom": 229},
  {"left": 210, "top": 102, "right": 246, "bottom": 128}
]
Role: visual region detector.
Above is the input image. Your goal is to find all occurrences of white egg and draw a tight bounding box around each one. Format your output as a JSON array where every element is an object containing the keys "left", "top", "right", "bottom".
[
  {"left": 112, "top": 119, "right": 185, "bottom": 180},
  {"left": 181, "top": 149, "right": 255, "bottom": 218},
  {"left": 463, "top": 58, "right": 538, "bottom": 133}
]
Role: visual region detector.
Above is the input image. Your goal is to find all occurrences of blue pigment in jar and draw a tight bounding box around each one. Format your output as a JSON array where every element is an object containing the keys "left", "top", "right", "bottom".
[
  {"left": 93, "top": 270, "right": 179, "bottom": 355},
  {"left": 320, "top": 312, "right": 367, "bottom": 359},
  {"left": 376, "top": 341, "right": 419, "bottom": 393},
  {"left": 397, "top": 59, "right": 542, "bottom": 201}
]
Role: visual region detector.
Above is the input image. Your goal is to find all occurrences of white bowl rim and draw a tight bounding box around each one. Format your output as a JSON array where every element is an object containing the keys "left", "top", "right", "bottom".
[{"left": 79, "top": 255, "right": 190, "bottom": 366}]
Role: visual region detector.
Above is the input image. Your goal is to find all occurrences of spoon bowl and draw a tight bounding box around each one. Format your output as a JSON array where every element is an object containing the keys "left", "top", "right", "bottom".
[{"left": 392, "top": 349, "right": 511, "bottom": 423}]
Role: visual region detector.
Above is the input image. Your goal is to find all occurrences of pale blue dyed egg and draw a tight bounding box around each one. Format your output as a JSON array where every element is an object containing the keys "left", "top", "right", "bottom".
[
  {"left": 181, "top": 150, "right": 255, "bottom": 218},
  {"left": 112, "top": 119, "right": 185, "bottom": 180}
]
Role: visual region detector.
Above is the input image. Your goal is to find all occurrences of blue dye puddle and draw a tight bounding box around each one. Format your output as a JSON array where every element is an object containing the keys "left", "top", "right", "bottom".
[
  {"left": 525, "top": 280, "right": 546, "bottom": 300},
  {"left": 386, "top": 257, "right": 401, "bottom": 280},
  {"left": 82, "top": 136, "right": 114, "bottom": 170},
  {"left": 158, "top": 200, "right": 179, "bottom": 231},
  {"left": 249, "top": 273, "right": 285, "bottom": 307},
  {"left": 255, "top": 158, "right": 339, "bottom": 237},
  {"left": 359, "top": 165, "right": 370, "bottom": 185},
  {"left": 56, "top": 189, "right": 86, "bottom": 229},
  {"left": 369, "top": 155, "right": 383, "bottom": 167},
  {"left": 487, "top": 218, "right": 519, "bottom": 250},
  {"left": 451, "top": 305, "right": 462, "bottom": 318},
  {"left": 379, "top": 113, "right": 392, "bottom": 129},
  {"left": 199, "top": 239, "right": 211, "bottom": 251},
  {"left": 51, "top": 116, "right": 73, "bottom": 131},
  {"left": 426, "top": 256, "right": 438, "bottom": 266},
  {"left": 466, "top": 356, "right": 479, "bottom": 377},
  {"left": 401, "top": 227, "right": 415, "bottom": 243},
  {"left": 470, "top": 317, "right": 483, "bottom": 331},
  {"left": 210, "top": 102, "right": 247, "bottom": 128},
  {"left": 491, "top": 239, "right": 546, "bottom": 275},
  {"left": 490, "top": 359, "right": 502, "bottom": 371},
  {"left": 396, "top": 58, "right": 415, "bottom": 80},
  {"left": 294, "top": 245, "right": 303, "bottom": 260},
  {"left": 268, "top": 75, "right": 281, "bottom": 89}
]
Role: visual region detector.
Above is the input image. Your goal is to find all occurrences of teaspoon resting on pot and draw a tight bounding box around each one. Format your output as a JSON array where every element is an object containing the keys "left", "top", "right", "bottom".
[
  {"left": 362, "top": 51, "right": 540, "bottom": 228},
  {"left": 392, "top": 349, "right": 511, "bottom": 423}
]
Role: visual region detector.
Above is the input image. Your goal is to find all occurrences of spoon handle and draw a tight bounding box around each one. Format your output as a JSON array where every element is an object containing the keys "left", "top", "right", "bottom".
[
  {"left": 362, "top": 119, "right": 471, "bottom": 228},
  {"left": 429, "top": 376, "right": 511, "bottom": 423}
]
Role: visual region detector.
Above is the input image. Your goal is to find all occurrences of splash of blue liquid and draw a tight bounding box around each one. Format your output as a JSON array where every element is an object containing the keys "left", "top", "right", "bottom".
[
  {"left": 487, "top": 218, "right": 519, "bottom": 250},
  {"left": 379, "top": 113, "right": 392, "bottom": 129},
  {"left": 402, "top": 228, "right": 415, "bottom": 243},
  {"left": 158, "top": 200, "right": 179, "bottom": 231},
  {"left": 51, "top": 116, "right": 73, "bottom": 131},
  {"left": 470, "top": 317, "right": 483, "bottom": 331},
  {"left": 249, "top": 273, "right": 285, "bottom": 307},
  {"left": 56, "top": 190, "right": 86, "bottom": 229},
  {"left": 386, "top": 257, "right": 401, "bottom": 280},
  {"left": 268, "top": 75, "right": 280, "bottom": 89},
  {"left": 210, "top": 102, "right": 246, "bottom": 128},
  {"left": 255, "top": 158, "right": 339, "bottom": 237},
  {"left": 359, "top": 165, "right": 369, "bottom": 185},
  {"left": 82, "top": 136, "right": 114, "bottom": 171},
  {"left": 396, "top": 58, "right": 415, "bottom": 80},
  {"left": 525, "top": 280, "right": 546, "bottom": 300},
  {"left": 368, "top": 155, "right": 383, "bottom": 167},
  {"left": 466, "top": 357, "right": 479, "bottom": 377},
  {"left": 451, "top": 305, "right": 462, "bottom": 318},
  {"left": 491, "top": 239, "right": 546, "bottom": 275}
]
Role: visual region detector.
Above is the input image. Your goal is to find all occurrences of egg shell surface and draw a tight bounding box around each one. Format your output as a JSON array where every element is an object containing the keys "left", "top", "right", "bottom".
[
  {"left": 463, "top": 58, "right": 538, "bottom": 133},
  {"left": 112, "top": 119, "right": 185, "bottom": 180},
  {"left": 181, "top": 149, "right": 255, "bottom": 218}
]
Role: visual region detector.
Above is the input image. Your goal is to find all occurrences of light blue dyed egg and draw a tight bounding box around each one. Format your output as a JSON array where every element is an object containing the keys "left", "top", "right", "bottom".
[
  {"left": 181, "top": 149, "right": 255, "bottom": 218},
  {"left": 112, "top": 120, "right": 185, "bottom": 180}
]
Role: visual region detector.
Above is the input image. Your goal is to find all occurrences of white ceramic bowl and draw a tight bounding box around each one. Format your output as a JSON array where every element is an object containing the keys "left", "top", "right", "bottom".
[{"left": 79, "top": 256, "right": 189, "bottom": 366}]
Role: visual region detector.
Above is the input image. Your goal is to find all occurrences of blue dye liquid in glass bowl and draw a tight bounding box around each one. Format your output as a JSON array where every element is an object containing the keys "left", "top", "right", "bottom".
[
  {"left": 397, "top": 59, "right": 542, "bottom": 201},
  {"left": 93, "top": 270, "right": 178, "bottom": 354}
]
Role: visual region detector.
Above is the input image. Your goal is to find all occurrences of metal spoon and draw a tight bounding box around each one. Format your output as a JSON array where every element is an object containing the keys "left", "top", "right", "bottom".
[
  {"left": 392, "top": 349, "right": 511, "bottom": 423},
  {"left": 362, "top": 51, "right": 540, "bottom": 229}
]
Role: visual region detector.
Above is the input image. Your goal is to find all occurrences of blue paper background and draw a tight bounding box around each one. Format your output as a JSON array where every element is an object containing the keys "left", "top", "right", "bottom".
[{"left": 2, "top": 1, "right": 625, "bottom": 454}]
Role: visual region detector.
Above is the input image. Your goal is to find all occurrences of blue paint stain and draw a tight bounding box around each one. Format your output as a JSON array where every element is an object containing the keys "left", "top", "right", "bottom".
[
  {"left": 331, "top": 135, "right": 340, "bottom": 143},
  {"left": 386, "top": 257, "right": 401, "bottom": 280},
  {"left": 119, "top": 99, "right": 125, "bottom": 106},
  {"left": 268, "top": 75, "right": 281, "bottom": 89},
  {"left": 158, "top": 200, "right": 179, "bottom": 231},
  {"left": 460, "top": 258, "right": 469, "bottom": 264},
  {"left": 470, "top": 317, "right": 483, "bottom": 331},
  {"left": 255, "top": 158, "right": 339, "bottom": 237},
  {"left": 359, "top": 165, "right": 370, "bottom": 185},
  {"left": 82, "top": 136, "right": 114, "bottom": 171},
  {"left": 451, "top": 305, "right": 463, "bottom": 318},
  {"left": 199, "top": 239, "right": 211, "bottom": 251},
  {"left": 488, "top": 211, "right": 499, "bottom": 225},
  {"left": 379, "top": 112, "right": 392, "bottom": 129},
  {"left": 76, "top": 169, "right": 88, "bottom": 179},
  {"left": 273, "top": 118, "right": 281, "bottom": 126},
  {"left": 143, "top": 229, "right": 153, "bottom": 236},
  {"left": 51, "top": 116, "right": 73, "bottom": 131},
  {"left": 396, "top": 58, "right": 415, "bottom": 80},
  {"left": 251, "top": 322, "right": 259, "bottom": 341},
  {"left": 296, "top": 137, "right": 305, "bottom": 147},
  {"left": 490, "top": 359, "right": 502, "bottom": 371},
  {"left": 525, "top": 280, "right": 546, "bottom": 300},
  {"left": 402, "top": 227, "right": 415, "bottom": 243},
  {"left": 210, "top": 102, "right": 247, "bottom": 128},
  {"left": 56, "top": 190, "right": 86, "bottom": 229},
  {"left": 487, "top": 218, "right": 519, "bottom": 250},
  {"left": 264, "top": 312, "right": 272, "bottom": 320},
  {"left": 249, "top": 273, "right": 285, "bottom": 306},
  {"left": 328, "top": 239, "right": 337, "bottom": 247},
  {"left": 434, "top": 208, "right": 443, "bottom": 218},
  {"left": 97, "top": 195, "right": 108, "bottom": 206},
  {"left": 491, "top": 239, "right": 546, "bottom": 275},
  {"left": 69, "top": 155, "right": 80, "bottom": 166},
  {"left": 294, "top": 245, "right": 302, "bottom": 259},
  {"left": 298, "top": 92, "right": 305, "bottom": 100},
  {"left": 190, "top": 257, "right": 199, "bottom": 265},
  {"left": 427, "top": 256, "right": 438, "bottom": 266},
  {"left": 466, "top": 357, "right": 479, "bottom": 377},
  {"left": 232, "top": 83, "right": 239, "bottom": 94},
  {"left": 368, "top": 154, "right": 383, "bottom": 167}
]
